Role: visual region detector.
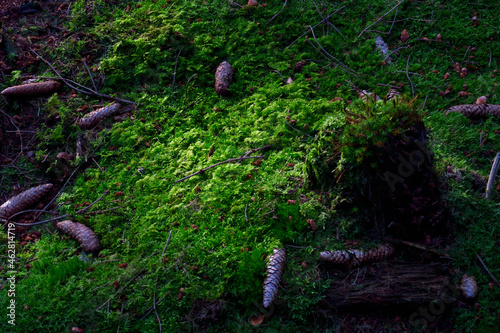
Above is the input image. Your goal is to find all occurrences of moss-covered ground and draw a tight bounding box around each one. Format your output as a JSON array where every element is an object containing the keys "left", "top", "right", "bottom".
[{"left": 0, "top": 0, "right": 499, "bottom": 332}]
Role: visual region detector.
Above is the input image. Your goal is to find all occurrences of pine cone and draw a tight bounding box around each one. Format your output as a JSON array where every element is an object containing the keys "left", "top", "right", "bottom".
[
  {"left": 56, "top": 220, "right": 100, "bottom": 253},
  {"left": 215, "top": 61, "right": 234, "bottom": 95},
  {"left": 263, "top": 248, "right": 286, "bottom": 308},
  {"left": 461, "top": 274, "right": 478, "bottom": 299},
  {"left": 77, "top": 103, "right": 121, "bottom": 128},
  {"left": 386, "top": 88, "right": 400, "bottom": 101},
  {"left": 320, "top": 244, "right": 393, "bottom": 267},
  {"left": 294, "top": 60, "right": 307, "bottom": 73},
  {"left": 356, "top": 89, "right": 381, "bottom": 103},
  {"left": 319, "top": 250, "right": 351, "bottom": 265},
  {"left": 1, "top": 81, "right": 61, "bottom": 97},
  {"left": 0, "top": 184, "right": 53, "bottom": 219},
  {"left": 447, "top": 104, "right": 500, "bottom": 118}
]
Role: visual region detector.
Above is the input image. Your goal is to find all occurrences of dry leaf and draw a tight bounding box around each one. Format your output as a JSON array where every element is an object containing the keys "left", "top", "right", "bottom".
[
  {"left": 458, "top": 91, "right": 471, "bottom": 97},
  {"left": 247, "top": 0, "right": 258, "bottom": 6},
  {"left": 444, "top": 73, "right": 450, "bottom": 80},
  {"left": 113, "top": 280, "right": 120, "bottom": 290},
  {"left": 400, "top": 29, "right": 409, "bottom": 42},
  {"left": 307, "top": 219, "right": 317, "bottom": 231},
  {"left": 118, "top": 263, "right": 128, "bottom": 269},
  {"left": 251, "top": 315, "right": 265, "bottom": 326}
]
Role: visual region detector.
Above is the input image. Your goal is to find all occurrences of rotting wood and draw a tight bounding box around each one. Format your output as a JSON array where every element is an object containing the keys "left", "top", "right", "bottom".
[{"left": 323, "top": 261, "right": 453, "bottom": 307}]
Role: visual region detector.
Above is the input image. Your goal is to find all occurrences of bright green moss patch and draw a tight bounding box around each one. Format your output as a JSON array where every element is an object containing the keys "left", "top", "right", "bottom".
[{"left": 1, "top": 0, "right": 500, "bottom": 332}]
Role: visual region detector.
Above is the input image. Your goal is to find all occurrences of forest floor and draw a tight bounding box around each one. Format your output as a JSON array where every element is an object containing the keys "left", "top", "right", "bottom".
[{"left": 1, "top": 0, "right": 500, "bottom": 332}]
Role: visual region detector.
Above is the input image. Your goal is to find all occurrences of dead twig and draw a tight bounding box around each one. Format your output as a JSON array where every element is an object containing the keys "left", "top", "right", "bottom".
[
  {"left": 388, "top": 6, "right": 398, "bottom": 34},
  {"left": 153, "top": 277, "right": 162, "bottom": 333},
  {"left": 358, "top": 0, "right": 405, "bottom": 37},
  {"left": 172, "top": 47, "right": 184, "bottom": 92},
  {"left": 30, "top": 47, "right": 138, "bottom": 105},
  {"left": 161, "top": 230, "right": 173, "bottom": 258},
  {"left": 12, "top": 190, "right": 109, "bottom": 226},
  {"left": 141, "top": 294, "right": 168, "bottom": 320},
  {"left": 406, "top": 57, "right": 415, "bottom": 96},
  {"left": 244, "top": 204, "right": 249, "bottom": 223},
  {"left": 0, "top": 109, "right": 24, "bottom": 163},
  {"left": 476, "top": 253, "right": 500, "bottom": 287},
  {"left": 83, "top": 59, "right": 97, "bottom": 91},
  {"left": 287, "top": 6, "right": 346, "bottom": 48},
  {"left": 307, "top": 25, "right": 358, "bottom": 76},
  {"left": 174, "top": 155, "right": 264, "bottom": 183},
  {"left": 266, "top": 0, "right": 287, "bottom": 24},
  {"left": 96, "top": 269, "right": 145, "bottom": 311},
  {"left": 486, "top": 151, "right": 500, "bottom": 199}
]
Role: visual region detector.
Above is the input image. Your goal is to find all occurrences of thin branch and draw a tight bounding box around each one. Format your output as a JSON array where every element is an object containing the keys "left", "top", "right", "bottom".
[
  {"left": 172, "top": 47, "right": 184, "bottom": 92},
  {"left": 462, "top": 45, "right": 471, "bottom": 62},
  {"left": 287, "top": 6, "right": 346, "bottom": 48},
  {"left": 266, "top": 0, "right": 287, "bottom": 24},
  {"left": 96, "top": 269, "right": 145, "bottom": 311},
  {"left": 283, "top": 119, "right": 314, "bottom": 139},
  {"left": 422, "top": 95, "right": 428, "bottom": 110},
  {"left": 476, "top": 253, "right": 500, "bottom": 287},
  {"left": 12, "top": 190, "right": 109, "bottom": 226},
  {"left": 30, "top": 47, "right": 138, "bottom": 105},
  {"left": 383, "top": 45, "right": 410, "bottom": 61},
  {"left": 406, "top": 56, "right": 415, "bottom": 96},
  {"left": 83, "top": 60, "right": 97, "bottom": 91},
  {"left": 388, "top": 6, "right": 398, "bottom": 34},
  {"left": 358, "top": 0, "right": 405, "bottom": 37},
  {"left": 161, "top": 230, "right": 173, "bottom": 257},
  {"left": 153, "top": 277, "right": 162, "bottom": 333},
  {"left": 272, "top": 69, "right": 285, "bottom": 83},
  {"left": 174, "top": 155, "right": 264, "bottom": 183},
  {"left": 0, "top": 109, "right": 24, "bottom": 162},
  {"left": 307, "top": 25, "right": 358, "bottom": 76},
  {"left": 244, "top": 204, "right": 249, "bottom": 223},
  {"left": 489, "top": 48, "right": 492, "bottom": 67},
  {"left": 141, "top": 294, "right": 168, "bottom": 320},
  {"left": 486, "top": 151, "right": 500, "bottom": 199}
]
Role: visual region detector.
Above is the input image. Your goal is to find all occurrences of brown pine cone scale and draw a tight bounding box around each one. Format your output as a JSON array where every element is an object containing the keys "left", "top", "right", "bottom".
[
  {"left": 1, "top": 81, "right": 61, "bottom": 97},
  {"left": 320, "top": 244, "right": 394, "bottom": 266},
  {"left": 77, "top": 103, "right": 121, "bottom": 128},
  {"left": 263, "top": 248, "right": 286, "bottom": 308},
  {"left": 447, "top": 104, "right": 500, "bottom": 118},
  {"left": 215, "top": 61, "right": 234, "bottom": 95},
  {"left": 56, "top": 220, "right": 100, "bottom": 253},
  {"left": 0, "top": 184, "right": 53, "bottom": 219}
]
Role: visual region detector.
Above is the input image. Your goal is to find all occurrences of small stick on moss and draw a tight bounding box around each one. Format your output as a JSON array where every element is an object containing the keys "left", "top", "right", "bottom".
[
  {"left": 486, "top": 151, "right": 500, "bottom": 199},
  {"left": 12, "top": 190, "right": 109, "bottom": 226},
  {"left": 287, "top": 6, "right": 346, "bottom": 48},
  {"left": 96, "top": 269, "right": 145, "bottom": 312},
  {"left": 406, "top": 57, "right": 415, "bottom": 96},
  {"left": 266, "top": 0, "right": 287, "bottom": 24},
  {"left": 161, "top": 230, "right": 173, "bottom": 258},
  {"left": 30, "top": 47, "right": 138, "bottom": 105},
  {"left": 153, "top": 277, "right": 162, "bottom": 333},
  {"left": 174, "top": 155, "right": 264, "bottom": 183},
  {"left": 388, "top": 7, "right": 398, "bottom": 34},
  {"left": 244, "top": 204, "right": 249, "bottom": 223},
  {"left": 476, "top": 253, "right": 500, "bottom": 286},
  {"left": 0, "top": 109, "right": 24, "bottom": 162},
  {"left": 172, "top": 47, "right": 184, "bottom": 92},
  {"left": 358, "top": 0, "right": 405, "bottom": 37},
  {"left": 307, "top": 25, "right": 358, "bottom": 76},
  {"left": 141, "top": 294, "right": 168, "bottom": 320},
  {"left": 83, "top": 60, "right": 97, "bottom": 91}
]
